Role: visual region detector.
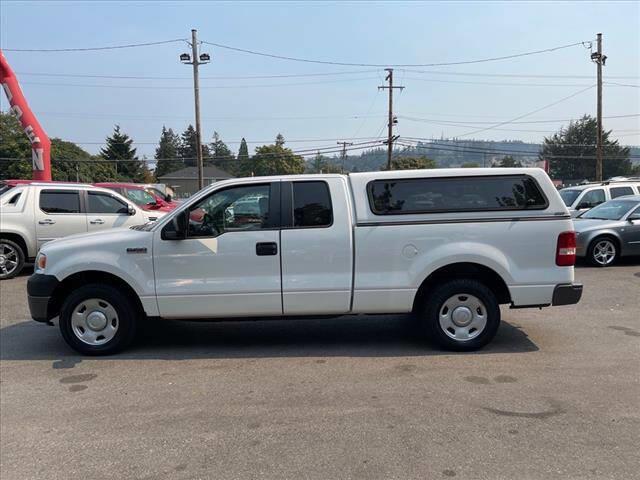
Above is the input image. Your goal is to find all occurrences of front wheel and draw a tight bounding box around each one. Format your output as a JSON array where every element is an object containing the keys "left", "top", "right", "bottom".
[
  {"left": 419, "top": 279, "right": 501, "bottom": 351},
  {"left": 59, "top": 284, "right": 138, "bottom": 355}
]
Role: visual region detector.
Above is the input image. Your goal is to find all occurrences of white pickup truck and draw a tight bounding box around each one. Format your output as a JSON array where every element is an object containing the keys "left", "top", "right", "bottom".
[
  {"left": 27, "top": 169, "right": 582, "bottom": 355},
  {"left": 1, "top": 183, "right": 157, "bottom": 279}
]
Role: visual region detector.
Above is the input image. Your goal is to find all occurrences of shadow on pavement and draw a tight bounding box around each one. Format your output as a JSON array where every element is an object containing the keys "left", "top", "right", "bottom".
[{"left": 0, "top": 314, "right": 538, "bottom": 365}]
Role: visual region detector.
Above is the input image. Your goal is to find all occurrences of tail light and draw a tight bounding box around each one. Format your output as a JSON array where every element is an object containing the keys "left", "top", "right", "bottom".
[{"left": 556, "top": 231, "right": 576, "bottom": 266}]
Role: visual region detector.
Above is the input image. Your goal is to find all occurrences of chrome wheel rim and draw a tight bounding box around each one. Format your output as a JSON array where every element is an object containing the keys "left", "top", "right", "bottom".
[
  {"left": 439, "top": 293, "right": 487, "bottom": 342},
  {"left": 71, "top": 298, "right": 119, "bottom": 345},
  {"left": 593, "top": 240, "right": 616, "bottom": 266},
  {"left": 0, "top": 243, "right": 19, "bottom": 277}
]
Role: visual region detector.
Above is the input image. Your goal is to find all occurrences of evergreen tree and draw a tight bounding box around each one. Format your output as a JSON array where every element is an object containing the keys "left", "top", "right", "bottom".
[
  {"left": 209, "top": 131, "right": 234, "bottom": 169},
  {"left": 100, "top": 125, "right": 145, "bottom": 182},
  {"left": 154, "top": 126, "right": 183, "bottom": 177},
  {"left": 307, "top": 152, "right": 341, "bottom": 173},
  {"left": 542, "top": 115, "right": 632, "bottom": 181},
  {"left": 236, "top": 137, "right": 250, "bottom": 176},
  {"left": 179, "top": 125, "right": 210, "bottom": 167},
  {"left": 492, "top": 155, "right": 523, "bottom": 168},
  {"left": 275, "top": 133, "right": 285, "bottom": 147}
]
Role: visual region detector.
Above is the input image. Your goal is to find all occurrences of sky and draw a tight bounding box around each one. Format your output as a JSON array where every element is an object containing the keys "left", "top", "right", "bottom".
[{"left": 1, "top": 0, "right": 639, "bottom": 161}]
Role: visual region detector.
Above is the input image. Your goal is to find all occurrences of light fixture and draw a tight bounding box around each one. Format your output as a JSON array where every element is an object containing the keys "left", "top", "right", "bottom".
[
  {"left": 199, "top": 53, "right": 211, "bottom": 63},
  {"left": 179, "top": 53, "right": 191, "bottom": 63}
]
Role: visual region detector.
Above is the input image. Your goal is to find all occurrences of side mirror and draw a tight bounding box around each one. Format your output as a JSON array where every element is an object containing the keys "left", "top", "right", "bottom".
[
  {"left": 161, "top": 210, "right": 188, "bottom": 240},
  {"left": 128, "top": 205, "right": 136, "bottom": 216},
  {"left": 628, "top": 213, "right": 640, "bottom": 222},
  {"left": 165, "top": 194, "right": 172, "bottom": 202},
  {"left": 576, "top": 203, "right": 590, "bottom": 210}
]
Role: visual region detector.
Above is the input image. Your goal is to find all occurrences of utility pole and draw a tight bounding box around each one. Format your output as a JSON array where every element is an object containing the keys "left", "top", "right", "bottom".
[
  {"left": 337, "top": 141, "right": 353, "bottom": 173},
  {"left": 378, "top": 68, "right": 404, "bottom": 170},
  {"left": 591, "top": 33, "right": 606, "bottom": 182},
  {"left": 180, "top": 29, "right": 210, "bottom": 190}
]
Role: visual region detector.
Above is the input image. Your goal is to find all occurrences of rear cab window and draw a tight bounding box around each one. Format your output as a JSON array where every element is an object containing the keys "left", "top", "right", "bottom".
[
  {"left": 367, "top": 175, "right": 548, "bottom": 215},
  {"left": 292, "top": 181, "right": 333, "bottom": 228},
  {"left": 39, "top": 190, "right": 81, "bottom": 214}
]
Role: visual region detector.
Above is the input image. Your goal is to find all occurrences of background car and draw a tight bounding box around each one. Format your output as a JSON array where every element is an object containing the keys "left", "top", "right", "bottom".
[
  {"left": 559, "top": 180, "right": 640, "bottom": 217},
  {"left": 94, "top": 182, "right": 178, "bottom": 220},
  {"left": 574, "top": 195, "right": 640, "bottom": 266}
]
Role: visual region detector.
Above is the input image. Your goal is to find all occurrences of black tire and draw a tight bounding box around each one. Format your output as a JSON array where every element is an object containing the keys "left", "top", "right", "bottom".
[
  {"left": 419, "top": 279, "right": 501, "bottom": 351},
  {"left": 0, "top": 239, "right": 25, "bottom": 280},
  {"left": 587, "top": 236, "right": 618, "bottom": 267},
  {"left": 59, "top": 284, "right": 138, "bottom": 355}
]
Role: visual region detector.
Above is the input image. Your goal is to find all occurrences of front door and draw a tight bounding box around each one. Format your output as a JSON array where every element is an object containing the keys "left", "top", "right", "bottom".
[
  {"left": 85, "top": 191, "right": 139, "bottom": 232},
  {"left": 622, "top": 206, "right": 640, "bottom": 255},
  {"left": 153, "top": 182, "right": 282, "bottom": 318},
  {"left": 35, "top": 188, "right": 87, "bottom": 250}
]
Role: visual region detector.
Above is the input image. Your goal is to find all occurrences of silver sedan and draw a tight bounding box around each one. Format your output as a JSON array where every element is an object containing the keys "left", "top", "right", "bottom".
[{"left": 574, "top": 195, "right": 640, "bottom": 266}]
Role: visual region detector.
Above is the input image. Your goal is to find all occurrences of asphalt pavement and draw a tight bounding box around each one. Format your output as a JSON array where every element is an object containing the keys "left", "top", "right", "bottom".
[{"left": 1, "top": 263, "right": 639, "bottom": 480}]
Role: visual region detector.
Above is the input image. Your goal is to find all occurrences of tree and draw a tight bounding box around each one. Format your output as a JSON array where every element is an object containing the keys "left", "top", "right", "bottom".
[
  {"left": 179, "top": 125, "right": 210, "bottom": 167},
  {"left": 493, "top": 155, "right": 523, "bottom": 168},
  {"left": 387, "top": 156, "right": 437, "bottom": 170},
  {"left": 100, "top": 125, "right": 146, "bottom": 182},
  {"left": 236, "top": 137, "right": 250, "bottom": 176},
  {"left": 275, "top": 133, "right": 285, "bottom": 147},
  {"left": 0, "top": 112, "right": 116, "bottom": 181},
  {"left": 542, "top": 115, "right": 632, "bottom": 181},
  {"left": 307, "top": 152, "right": 341, "bottom": 173},
  {"left": 251, "top": 143, "right": 305, "bottom": 176},
  {"left": 461, "top": 162, "right": 480, "bottom": 168},
  {"left": 209, "top": 131, "right": 235, "bottom": 169},
  {"left": 154, "top": 126, "right": 183, "bottom": 177}
]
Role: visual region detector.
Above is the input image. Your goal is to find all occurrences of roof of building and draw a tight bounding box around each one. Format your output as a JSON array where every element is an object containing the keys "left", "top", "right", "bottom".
[{"left": 157, "top": 165, "right": 233, "bottom": 180}]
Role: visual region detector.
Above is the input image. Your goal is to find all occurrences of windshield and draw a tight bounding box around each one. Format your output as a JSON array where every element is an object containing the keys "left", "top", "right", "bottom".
[
  {"left": 0, "top": 182, "right": 15, "bottom": 196},
  {"left": 559, "top": 189, "right": 581, "bottom": 207},
  {"left": 581, "top": 199, "right": 638, "bottom": 220},
  {"left": 146, "top": 187, "right": 166, "bottom": 200},
  {"left": 125, "top": 188, "right": 156, "bottom": 206}
]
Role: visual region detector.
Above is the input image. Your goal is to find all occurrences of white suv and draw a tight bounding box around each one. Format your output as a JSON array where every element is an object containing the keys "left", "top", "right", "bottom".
[
  {"left": 559, "top": 181, "right": 640, "bottom": 217},
  {"left": 1, "top": 183, "right": 152, "bottom": 279}
]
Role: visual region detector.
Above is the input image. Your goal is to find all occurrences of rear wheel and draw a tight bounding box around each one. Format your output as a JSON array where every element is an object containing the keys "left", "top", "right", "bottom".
[
  {"left": 587, "top": 237, "right": 618, "bottom": 267},
  {"left": 0, "top": 239, "right": 25, "bottom": 280},
  {"left": 59, "top": 284, "right": 138, "bottom": 355},
  {"left": 420, "top": 279, "right": 500, "bottom": 351}
]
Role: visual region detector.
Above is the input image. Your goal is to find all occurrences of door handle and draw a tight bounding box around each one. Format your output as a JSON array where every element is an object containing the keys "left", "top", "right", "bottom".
[
  {"left": 38, "top": 219, "right": 56, "bottom": 225},
  {"left": 256, "top": 242, "right": 278, "bottom": 256},
  {"left": 89, "top": 219, "right": 105, "bottom": 225}
]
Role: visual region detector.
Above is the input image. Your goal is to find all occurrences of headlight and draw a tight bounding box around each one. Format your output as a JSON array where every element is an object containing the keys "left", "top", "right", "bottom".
[{"left": 36, "top": 253, "right": 47, "bottom": 271}]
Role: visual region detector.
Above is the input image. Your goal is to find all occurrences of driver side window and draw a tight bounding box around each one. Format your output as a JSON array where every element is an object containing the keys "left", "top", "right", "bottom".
[
  {"left": 187, "top": 184, "right": 271, "bottom": 238},
  {"left": 580, "top": 189, "right": 605, "bottom": 208}
]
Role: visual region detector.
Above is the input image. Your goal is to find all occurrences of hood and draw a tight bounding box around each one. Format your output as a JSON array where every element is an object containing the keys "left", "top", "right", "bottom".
[
  {"left": 40, "top": 227, "right": 153, "bottom": 255},
  {"left": 573, "top": 218, "right": 623, "bottom": 233}
]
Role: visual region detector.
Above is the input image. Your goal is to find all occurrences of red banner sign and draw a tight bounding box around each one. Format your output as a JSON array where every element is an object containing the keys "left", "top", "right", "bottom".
[{"left": 0, "top": 50, "right": 51, "bottom": 181}]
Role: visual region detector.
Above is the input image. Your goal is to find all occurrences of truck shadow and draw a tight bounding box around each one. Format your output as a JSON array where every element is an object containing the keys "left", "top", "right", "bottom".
[{"left": 0, "top": 315, "right": 538, "bottom": 364}]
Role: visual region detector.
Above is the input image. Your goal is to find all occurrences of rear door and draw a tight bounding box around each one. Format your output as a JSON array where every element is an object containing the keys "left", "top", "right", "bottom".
[
  {"left": 35, "top": 188, "right": 87, "bottom": 249},
  {"left": 610, "top": 186, "right": 635, "bottom": 199},
  {"left": 280, "top": 178, "right": 353, "bottom": 315}
]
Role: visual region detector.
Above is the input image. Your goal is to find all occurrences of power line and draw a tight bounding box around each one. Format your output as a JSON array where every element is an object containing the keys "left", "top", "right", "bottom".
[
  {"left": 2, "top": 39, "right": 187, "bottom": 52},
  {"left": 454, "top": 85, "right": 596, "bottom": 138},
  {"left": 18, "top": 76, "right": 380, "bottom": 90},
  {"left": 605, "top": 81, "right": 640, "bottom": 88},
  {"left": 14, "top": 70, "right": 379, "bottom": 80},
  {"left": 201, "top": 40, "right": 592, "bottom": 68},
  {"left": 399, "top": 113, "right": 639, "bottom": 125}
]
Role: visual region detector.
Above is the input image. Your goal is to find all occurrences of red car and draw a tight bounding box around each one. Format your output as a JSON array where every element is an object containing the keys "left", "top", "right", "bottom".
[{"left": 94, "top": 183, "right": 178, "bottom": 213}]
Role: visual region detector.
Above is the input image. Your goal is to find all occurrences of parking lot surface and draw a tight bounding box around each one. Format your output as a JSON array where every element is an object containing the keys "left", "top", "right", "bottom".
[{"left": 1, "top": 264, "right": 639, "bottom": 480}]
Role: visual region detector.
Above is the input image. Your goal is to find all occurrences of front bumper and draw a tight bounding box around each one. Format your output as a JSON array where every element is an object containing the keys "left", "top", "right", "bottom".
[
  {"left": 27, "top": 274, "right": 59, "bottom": 322},
  {"left": 552, "top": 283, "right": 583, "bottom": 306}
]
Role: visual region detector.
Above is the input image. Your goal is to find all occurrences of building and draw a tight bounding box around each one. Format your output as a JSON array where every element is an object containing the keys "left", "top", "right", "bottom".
[{"left": 158, "top": 165, "right": 234, "bottom": 197}]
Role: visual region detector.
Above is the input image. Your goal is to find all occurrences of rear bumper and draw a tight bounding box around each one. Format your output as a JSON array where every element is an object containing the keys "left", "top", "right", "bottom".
[
  {"left": 552, "top": 283, "right": 583, "bottom": 306},
  {"left": 27, "top": 274, "right": 59, "bottom": 322}
]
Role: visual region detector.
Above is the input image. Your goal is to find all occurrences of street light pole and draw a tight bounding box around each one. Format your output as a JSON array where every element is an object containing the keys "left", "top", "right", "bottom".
[{"left": 181, "top": 29, "right": 210, "bottom": 191}]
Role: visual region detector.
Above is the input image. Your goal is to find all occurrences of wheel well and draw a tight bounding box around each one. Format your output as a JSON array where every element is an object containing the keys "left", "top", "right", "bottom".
[
  {"left": 412, "top": 262, "right": 511, "bottom": 312},
  {"left": 48, "top": 271, "right": 145, "bottom": 320},
  {"left": 588, "top": 234, "right": 621, "bottom": 254},
  {"left": 0, "top": 233, "right": 28, "bottom": 259}
]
